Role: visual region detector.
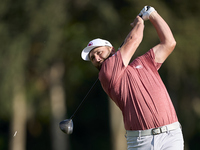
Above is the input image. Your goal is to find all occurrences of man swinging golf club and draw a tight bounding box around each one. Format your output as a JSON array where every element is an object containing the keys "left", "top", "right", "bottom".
[{"left": 81, "top": 6, "right": 184, "bottom": 150}]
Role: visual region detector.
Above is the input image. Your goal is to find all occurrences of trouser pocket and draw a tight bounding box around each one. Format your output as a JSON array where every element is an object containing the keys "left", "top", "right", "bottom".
[{"left": 126, "top": 135, "right": 153, "bottom": 150}]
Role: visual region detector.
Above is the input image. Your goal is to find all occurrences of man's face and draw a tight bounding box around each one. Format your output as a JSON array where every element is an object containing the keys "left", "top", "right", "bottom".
[{"left": 89, "top": 46, "right": 112, "bottom": 70}]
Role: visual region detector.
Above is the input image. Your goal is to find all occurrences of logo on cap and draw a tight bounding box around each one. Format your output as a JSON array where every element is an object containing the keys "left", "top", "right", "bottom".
[{"left": 88, "top": 42, "right": 93, "bottom": 46}]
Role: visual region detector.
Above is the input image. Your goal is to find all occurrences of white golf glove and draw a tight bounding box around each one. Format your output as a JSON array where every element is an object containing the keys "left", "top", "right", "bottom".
[{"left": 138, "top": 6, "right": 156, "bottom": 20}]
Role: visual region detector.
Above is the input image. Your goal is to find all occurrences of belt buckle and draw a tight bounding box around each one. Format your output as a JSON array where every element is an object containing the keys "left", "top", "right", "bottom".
[{"left": 152, "top": 128, "right": 161, "bottom": 135}]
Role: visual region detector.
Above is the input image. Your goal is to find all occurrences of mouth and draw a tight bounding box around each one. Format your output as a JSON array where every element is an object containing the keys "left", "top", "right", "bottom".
[{"left": 99, "top": 60, "right": 104, "bottom": 64}]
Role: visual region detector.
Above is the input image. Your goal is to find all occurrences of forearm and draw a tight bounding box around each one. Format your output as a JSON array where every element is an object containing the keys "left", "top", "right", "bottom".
[
  {"left": 120, "top": 16, "right": 144, "bottom": 66},
  {"left": 149, "top": 11, "right": 176, "bottom": 48},
  {"left": 125, "top": 21, "right": 144, "bottom": 45},
  {"left": 149, "top": 11, "right": 176, "bottom": 63}
]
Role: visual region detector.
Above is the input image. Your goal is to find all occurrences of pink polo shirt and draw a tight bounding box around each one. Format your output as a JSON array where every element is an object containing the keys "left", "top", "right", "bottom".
[{"left": 99, "top": 49, "right": 178, "bottom": 130}]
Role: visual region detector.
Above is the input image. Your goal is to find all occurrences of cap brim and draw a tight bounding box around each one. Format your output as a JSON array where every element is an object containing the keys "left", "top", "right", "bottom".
[{"left": 81, "top": 46, "right": 97, "bottom": 61}]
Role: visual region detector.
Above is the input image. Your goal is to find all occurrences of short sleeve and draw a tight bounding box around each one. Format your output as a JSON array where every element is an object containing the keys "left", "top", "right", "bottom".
[{"left": 144, "top": 49, "right": 162, "bottom": 70}]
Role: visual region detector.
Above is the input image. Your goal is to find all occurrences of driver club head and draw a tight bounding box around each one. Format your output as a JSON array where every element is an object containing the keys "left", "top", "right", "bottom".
[{"left": 59, "top": 119, "right": 73, "bottom": 134}]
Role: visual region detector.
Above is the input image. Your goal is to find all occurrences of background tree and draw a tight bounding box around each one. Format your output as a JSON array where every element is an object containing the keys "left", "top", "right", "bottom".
[{"left": 0, "top": 0, "right": 200, "bottom": 150}]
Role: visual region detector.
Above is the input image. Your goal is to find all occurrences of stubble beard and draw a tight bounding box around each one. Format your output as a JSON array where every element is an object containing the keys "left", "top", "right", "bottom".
[{"left": 97, "top": 52, "right": 113, "bottom": 71}]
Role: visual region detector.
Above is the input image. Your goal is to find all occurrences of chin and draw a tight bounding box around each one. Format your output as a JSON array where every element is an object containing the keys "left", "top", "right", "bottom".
[
  {"left": 97, "top": 65, "right": 102, "bottom": 71},
  {"left": 95, "top": 63, "right": 102, "bottom": 71}
]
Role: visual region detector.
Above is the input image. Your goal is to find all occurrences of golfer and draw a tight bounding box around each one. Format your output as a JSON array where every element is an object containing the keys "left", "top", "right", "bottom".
[{"left": 81, "top": 6, "right": 184, "bottom": 150}]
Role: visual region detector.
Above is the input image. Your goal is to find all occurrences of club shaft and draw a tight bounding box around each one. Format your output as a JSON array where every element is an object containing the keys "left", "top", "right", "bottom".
[
  {"left": 69, "top": 41, "right": 124, "bottom": 120},
  {"left": 69, "top": 78, "right": 99, "bottom": 120}
]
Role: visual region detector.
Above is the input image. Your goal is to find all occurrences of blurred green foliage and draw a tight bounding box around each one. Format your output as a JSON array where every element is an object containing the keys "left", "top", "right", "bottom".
[{"left": 0, "top": 0, "right": 200, "bottom": 150}]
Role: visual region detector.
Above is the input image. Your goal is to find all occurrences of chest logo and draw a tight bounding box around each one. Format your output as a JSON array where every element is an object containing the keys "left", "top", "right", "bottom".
[{"left": 135, "top": 65, "right": 143, "bottom": 69}]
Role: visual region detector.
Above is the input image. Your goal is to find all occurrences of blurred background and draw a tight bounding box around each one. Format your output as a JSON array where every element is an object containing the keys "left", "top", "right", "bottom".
[{"left": 0, "top": 0, "right": 200, "bottom": 150}]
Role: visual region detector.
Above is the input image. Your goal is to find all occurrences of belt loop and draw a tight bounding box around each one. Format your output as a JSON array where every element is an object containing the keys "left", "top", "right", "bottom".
[
  {"left": 166, "top": 125, "right": 169, "bottom": 134},
  {"left": 139, "top": 130, "right": 141, "bottom": 139}
]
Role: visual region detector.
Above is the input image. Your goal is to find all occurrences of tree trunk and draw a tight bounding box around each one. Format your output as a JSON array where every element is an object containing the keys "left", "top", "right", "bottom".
[
  {"left": 49, "top": 62, "right": 69, "bottom": 150},
  {"left": 109, "top": 98, "right": 127, "bottom": 150},
  {"left": 9, "top": 79, "right": 27, "bottom": 150}
]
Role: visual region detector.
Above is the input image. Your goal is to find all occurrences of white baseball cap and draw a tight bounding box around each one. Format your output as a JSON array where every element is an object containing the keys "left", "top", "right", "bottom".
[{"left": 81, "top": 38, "right": 113, "bottom": 61}]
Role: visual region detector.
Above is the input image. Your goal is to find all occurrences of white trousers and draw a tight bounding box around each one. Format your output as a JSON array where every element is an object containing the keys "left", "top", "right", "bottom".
[{"left": 126, "top": 127, "right": 184, "bottom": 150}]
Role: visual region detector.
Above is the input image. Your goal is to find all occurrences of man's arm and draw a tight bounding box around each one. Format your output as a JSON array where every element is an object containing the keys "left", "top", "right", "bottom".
[
  {"left": 149, "top": 11, "right": 176, "bottom": 63},
  {"left": 120, "top": 16, "right": 144, "bottom": 67}
]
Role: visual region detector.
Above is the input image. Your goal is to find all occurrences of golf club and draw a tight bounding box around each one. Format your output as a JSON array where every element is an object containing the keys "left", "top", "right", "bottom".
[
  {"left": 59, "top": 7, "right": 147, "bottom": 135},
  {"left": 59, "top": 78, "right": 99, "bottom": 134},
  {"left": 59, "top": 18, "right": 147, "bottom": 133}
]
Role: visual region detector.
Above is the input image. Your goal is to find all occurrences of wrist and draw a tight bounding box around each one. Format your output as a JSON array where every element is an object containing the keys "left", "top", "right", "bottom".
[
  {"left": 139, "top": 6, "right": 156, "bottom": 21},
  {"left": 149, "top": 11, "right": 158, "bottom": 20}
]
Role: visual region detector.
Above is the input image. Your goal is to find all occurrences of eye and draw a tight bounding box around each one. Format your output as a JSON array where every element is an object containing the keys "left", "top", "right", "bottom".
[{"left": 90, "top": 56, "right": 94, "bottom": 61}]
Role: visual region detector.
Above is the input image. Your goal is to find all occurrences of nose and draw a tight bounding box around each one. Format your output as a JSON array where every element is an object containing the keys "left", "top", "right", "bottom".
[{"left": 95, "top": 55, "right": 101, "bottom": 62}]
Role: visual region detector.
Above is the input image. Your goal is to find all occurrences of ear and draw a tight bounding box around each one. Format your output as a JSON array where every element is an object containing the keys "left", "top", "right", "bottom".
[{"left": 111, "top": 47, "right": 116, "bottom": 54}]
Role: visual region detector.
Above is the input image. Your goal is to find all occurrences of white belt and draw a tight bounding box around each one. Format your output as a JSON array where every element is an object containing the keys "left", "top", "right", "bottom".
[{"left": 126, "top": 122, "right": 181, "bottom": 137}]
